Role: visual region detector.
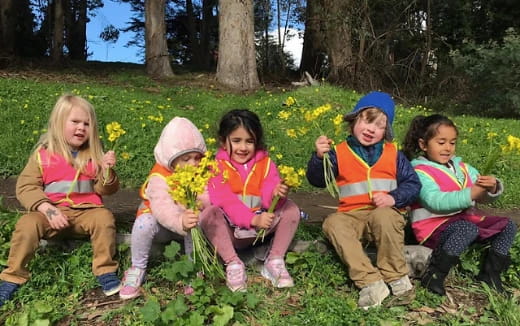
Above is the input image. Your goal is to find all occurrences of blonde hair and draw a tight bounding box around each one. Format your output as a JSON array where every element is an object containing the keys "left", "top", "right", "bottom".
[
  {"left": 346, "top": 108, "right": 387, "bottom": 133},
  {"left": 35, "top": 94, "right": 104, "bottom": 175}
]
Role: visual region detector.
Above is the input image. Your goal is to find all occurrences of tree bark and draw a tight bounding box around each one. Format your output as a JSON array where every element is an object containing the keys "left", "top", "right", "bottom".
[
  {"left": 51, "top": 0, "right": 64, "bottom": 62},
  {"left": 323, "top": 0, "right": 353, "bottom": 84},
  {"left": 186, "top": 0, "right": 201, "bottom": 66},
  {"left": 145, "top": 0, "right": 174, "bottom": 77},
  {"left": 66, "top": 0, "right": 87, "bottom": 60},
  {"left": 300, "top": 0, "right": 325, "bottom": 77},
  {"left": 0, "top": 0, "right": 15, "bottom": 55},
  {"left": 216, "top": 0, "right": 259, "bottom": 91}
]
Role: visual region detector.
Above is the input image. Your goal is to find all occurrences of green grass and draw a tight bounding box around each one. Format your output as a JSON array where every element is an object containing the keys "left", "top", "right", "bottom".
[{"left": 1, "top": 64, "right": 520, "bottom": 324}]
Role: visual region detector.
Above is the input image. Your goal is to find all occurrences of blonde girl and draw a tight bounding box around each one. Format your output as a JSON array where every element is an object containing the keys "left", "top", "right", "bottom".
[{"left": 0, "top": 94, "right": 121, "bottom": 308}]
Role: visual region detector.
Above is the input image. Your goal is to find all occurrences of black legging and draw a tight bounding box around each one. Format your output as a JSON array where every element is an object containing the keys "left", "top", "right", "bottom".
[{"left": 439, "top": 219, "right": 517, "bottom": 256}]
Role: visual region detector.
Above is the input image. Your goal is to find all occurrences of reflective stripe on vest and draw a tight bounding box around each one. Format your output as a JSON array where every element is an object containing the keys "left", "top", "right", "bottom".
[
  {"left": 410, "top": 161, "right": 473, "bottom": 243},
  {"left": 38, "top": 148, "right": 102, "bottom": 206},
  {"left": 220, "top": 157, "right": 270, "bottom": 211},
  {"left": 336, "top": 141, "right": 398, "bottom": 212},
  {"left": 136, "top": 163, "right": 173, "bottom": 217}
]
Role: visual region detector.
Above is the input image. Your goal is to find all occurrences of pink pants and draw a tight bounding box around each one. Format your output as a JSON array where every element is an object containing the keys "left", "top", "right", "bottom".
[{"left": 199, "top": 200, "right": 300, "bottom": 264}]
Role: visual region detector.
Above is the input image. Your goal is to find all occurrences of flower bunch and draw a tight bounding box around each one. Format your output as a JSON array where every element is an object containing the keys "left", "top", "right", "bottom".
[
  {"left": 254, "top": 164, "right": 302, "bottom": 244},
  {"left": 480, "top": 134, "right": 520, "bottom": 175},
  {"left": 103, "top": 122, "right": 126, "bottom": 184},
  {"left": 166, "top": 153, "right": 224, "bottom": 278}
]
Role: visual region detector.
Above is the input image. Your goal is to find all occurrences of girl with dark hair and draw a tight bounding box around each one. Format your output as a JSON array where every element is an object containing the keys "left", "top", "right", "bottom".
[
  {"left": 200, "top": 109, "right": 301, "bottom": 292},
  {"left": 403, "top": 114, "right": 516, "bottom": 295}
]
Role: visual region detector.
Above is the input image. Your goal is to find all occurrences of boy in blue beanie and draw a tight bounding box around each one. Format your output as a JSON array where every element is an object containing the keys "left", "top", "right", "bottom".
[{"left": 306, "top": 91, "right": 421, "bottom": 309}]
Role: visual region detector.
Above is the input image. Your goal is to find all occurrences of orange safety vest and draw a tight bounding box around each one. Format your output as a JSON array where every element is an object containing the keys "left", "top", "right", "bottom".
[
  {"left": 219, "top": 157, "right": 271, "bottom": 211},
  {"left": 136, "top": 163, "right": 173, "bottom": 217},
  {"left": 336, "top": 141, "right": 398, "bottom": 212},
  {"left": 38, "top": 148, "right": 103, "bottom": 207},
  {"left": 410, "top": 162, "right": 481, "bottom": 243}
]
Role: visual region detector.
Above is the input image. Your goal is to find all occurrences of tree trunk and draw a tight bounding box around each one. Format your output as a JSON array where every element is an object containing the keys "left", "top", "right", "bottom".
[
  {"left": 145, "top": 0, "right": 174, "bottom": 77},
  {"left": 186, "top": 0, "right": 201, "bottom": 66},
  {"left": 67, "top": 0, "right": 87, "bottom": 60},
  {"left": 200, "top": 0, "right": 216, "bottom": 70},
  {"left": 300, "top": 0, "right": 326, "bottom": 76},
  {"left": 0, "top": 0, "right": 15, "bottom": 55},
  {"left": 323, "top": 0, "right": 354, "bottom": 84},
  {"left": 216, "top": 0, "right": 259, "bottom": 91},
  {"left": 51, "top": 0, "right": 64, "bottom": 62}
]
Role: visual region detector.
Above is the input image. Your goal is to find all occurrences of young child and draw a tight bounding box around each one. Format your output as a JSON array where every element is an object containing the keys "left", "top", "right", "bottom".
[
  {"left": 402, "top": 114, "right": 517, "bottom": 295},
  {"left": 119, "top": 117, "right": 208, "bottom": 300},
  {"left": 306, "top": 91, "right": 421, "bottom": 309},
  {"left": 0, "top": 94, "right": 121, "bottom": 307},
  {"left": 199, "top": 109, "right": 301, "bottom": 292}
]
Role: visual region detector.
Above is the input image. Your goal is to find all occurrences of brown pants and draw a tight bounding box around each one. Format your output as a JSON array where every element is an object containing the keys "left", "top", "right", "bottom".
[
  {"left": 0, "top": 206, "right": 118, "bottom": 284},
  {"left": 322, "top": 207, "right": 408, "bottom": 288}
]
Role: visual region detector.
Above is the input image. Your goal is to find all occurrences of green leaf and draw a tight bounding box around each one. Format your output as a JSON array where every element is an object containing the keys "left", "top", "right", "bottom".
[
  {"left": 187, "top": 312, "right": 205, "bottom": 326},
  {"left": 33, "top": 320, "right": 50, "bottom": 326},
  {"left": 285, "top": 251, "right": 300, "bottom": 264},
  {"left": 164, "top": 241, "right": 181, "bottom": 259},
  {"left": 211, "top": 305, "right": 234, "bottom": 326},
  {"left": 140, "top": 298, "right": 161, "bottom": 322},
  {"left": 34, "top": 301, "right": 53, "bottom": 314},
  {"left": 246, "top": 293, "right": 260, "bottom": 308}
]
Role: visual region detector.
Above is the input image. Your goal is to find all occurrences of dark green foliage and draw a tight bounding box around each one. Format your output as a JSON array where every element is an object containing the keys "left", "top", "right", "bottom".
[{"left": 451, "top": 29, "right": 520, "bottom": 117}]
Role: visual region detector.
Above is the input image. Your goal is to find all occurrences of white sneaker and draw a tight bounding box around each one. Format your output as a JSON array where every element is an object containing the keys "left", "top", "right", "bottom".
[
  {"left": 358, "top": 280, "right": 390, "bottom": 310},
  {"left": 388, "top": 275, "right": 413, "bottom": 296}
]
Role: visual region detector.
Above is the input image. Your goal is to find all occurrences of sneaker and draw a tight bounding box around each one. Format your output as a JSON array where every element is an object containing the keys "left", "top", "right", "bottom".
[
  {"left": 0, "top": 281, "right": 19, "bottom": 307},
  {"left": 96, "top": 272, "right": 122, "bottom": 296},
  {"left": 261, "top": 257, "right": 294, "bottom": 288},
  {"left": 358, "top": 280, "right": 390, "bottom": 310},
  {"left": 226, "top": 261, "right": 247, "bottom": 292},
  {"left": 388, "top": 275, "right": 413, "bottom": 296},
  {"left": 119, "top": 267, "right": 146, "bottom": 300}
]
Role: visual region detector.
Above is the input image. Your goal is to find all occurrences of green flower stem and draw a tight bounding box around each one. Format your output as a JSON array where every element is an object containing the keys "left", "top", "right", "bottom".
[{"left": 253, "top": 195, "right": 280, "bottom": 245}]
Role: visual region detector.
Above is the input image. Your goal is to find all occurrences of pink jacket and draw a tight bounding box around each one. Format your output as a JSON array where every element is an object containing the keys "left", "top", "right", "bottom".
[
  {"left": 208, "top": 148, "right": 284, "bottom": 229},
  {"left": 142, "top": 117, "right": 209, "bottom": 236}
]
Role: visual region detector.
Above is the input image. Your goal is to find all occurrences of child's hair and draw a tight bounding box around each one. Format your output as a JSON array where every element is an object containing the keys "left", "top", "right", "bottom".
[
  {"left": 36, "top": 94, "right": 104, "bottom": 174},
  {"left": 402, "top": 114, "right": 458, "bottom": 160},
  {"left": 344, "top": 108, "right": 387, "bottom": 133},
  {"left": 217, "top": 109, "right": 266, "bottom": 150}
]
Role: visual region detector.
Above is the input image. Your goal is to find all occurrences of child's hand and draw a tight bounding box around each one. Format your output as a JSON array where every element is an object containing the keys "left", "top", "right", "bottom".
[
  {"left": 38, "top": 202, "right": 69, "bottom": 230},
  {"left": 470, "top": 184, "right": 487, "bottom": 201},
  {"left": 273, "top": 183, "right": 289, "bottom": 198},
  {"left": 102, "top": 150, "right": 117, "bottom": 170},
  {"left": 182, "top": 209, "right": 199, "bottom": 232},
  {"left": 251, "top": 211, "right": 275, "bottom": 229},
  {"left": 475, "top": 175, "right": 498, "bottom": 194},
  {"left": 372, "top": 193, "right": 395, "bottom": 208},
  {"left": 315, "top": 135, "right": 332, "bottom": 159}
]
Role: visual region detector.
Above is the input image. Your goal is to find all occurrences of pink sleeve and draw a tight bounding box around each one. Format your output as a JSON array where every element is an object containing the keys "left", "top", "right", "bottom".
[
  {"left": 207, "top": 173, "right": 255, "bottom": 229},
  {"left": 261, "top": 159, "right": 286, "bottom": 210},
  {"left": 146, "top": 176, "right": 187, "bottom": 236}
]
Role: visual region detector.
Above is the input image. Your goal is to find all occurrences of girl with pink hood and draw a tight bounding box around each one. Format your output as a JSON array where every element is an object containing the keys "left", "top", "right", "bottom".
[{"left": 119, "top": 117, "right": 209, "bottom": 300}]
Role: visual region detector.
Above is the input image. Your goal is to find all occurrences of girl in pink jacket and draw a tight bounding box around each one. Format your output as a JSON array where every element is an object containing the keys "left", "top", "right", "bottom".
[
  {"left": 119, "top": 117, "right": 209, "bottom": 300},
  {"left": 200, "top": 109, "right": 301, "bottom": 292}
]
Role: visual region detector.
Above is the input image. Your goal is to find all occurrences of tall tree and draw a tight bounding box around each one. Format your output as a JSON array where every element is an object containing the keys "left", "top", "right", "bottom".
[
  {"left": 0, "top": 0, "right": 15, "bottom": 55},
  {"left": 217, "top": 0, "right": 259, "bottom": 90},
  {"left": 300, "top": 0, "right": 326, "bottom": 77},
  {"left": 145, "top": 0, "right": 174, "bottom": 77},
  {"left": 52, "top": 0, "right": 65, "bottom": 61}
]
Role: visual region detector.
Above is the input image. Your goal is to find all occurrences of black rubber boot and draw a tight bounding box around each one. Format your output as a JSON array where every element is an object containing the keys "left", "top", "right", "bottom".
[
  {"left": 421, "top": 248, "right": 459, "bottom": 296},
  {"left": 476, "top": 250, "right": 511, "bottom": 293}
]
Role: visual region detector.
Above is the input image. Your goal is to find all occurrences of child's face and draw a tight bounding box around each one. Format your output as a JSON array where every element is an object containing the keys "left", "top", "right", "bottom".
[
  {"left": 419, "top": 125, "right": 457, "bottom": 165},
  {"left": 171, "top": 152, "right": 203, "bottom": 169},
  {"left": 64, "top": 106, "right": 90, "bottom": 150},
  {"left": 352, "top": 111, "right": 387, "bottom": 146},
  {"left": 224, "top": 126, "right": 255, "bottom": 164}
]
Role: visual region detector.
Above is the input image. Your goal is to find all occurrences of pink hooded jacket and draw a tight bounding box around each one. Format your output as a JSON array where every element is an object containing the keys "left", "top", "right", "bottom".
[
  {"left": 208, "top": 148, "right": 285, "bottom": 229},
  {"left": 141, "top": 117, "right": 209, "bottom": 236}
]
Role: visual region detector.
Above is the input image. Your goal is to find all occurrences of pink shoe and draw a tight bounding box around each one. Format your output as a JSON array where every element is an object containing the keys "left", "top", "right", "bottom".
[
  {"left": 261, "top": 257, "right": 294, "bottom": 288},
  {"left": 226, "top": 261, "right": 247, "bottom": 292},
  {"left": 119, "top": 267, "right": 146, "bottom": 300}
]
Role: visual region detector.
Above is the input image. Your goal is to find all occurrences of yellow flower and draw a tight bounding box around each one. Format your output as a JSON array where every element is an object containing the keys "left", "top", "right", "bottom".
[
  {"left": 284, "top": 96, "right": 296, "bottom": 107},
  {"left": 120, "top": 152, "right": 130, "bottom": 160},
  {"left": 278, "top": 165, "right": 302, "bottom": 188},
  {"left": 206, "top": 137, "right": 216, "bottom": 145},
  {"left": 278, "top": 110, "right": 291, "bottom": 120},
  {"left": 286, "top": 129, "right": 297, "bottom": 138}
]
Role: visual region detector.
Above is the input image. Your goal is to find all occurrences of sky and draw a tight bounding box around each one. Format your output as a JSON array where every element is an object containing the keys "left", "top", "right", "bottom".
[{"left": 87, "top": 1, "right": 303, "bottom": 66}]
